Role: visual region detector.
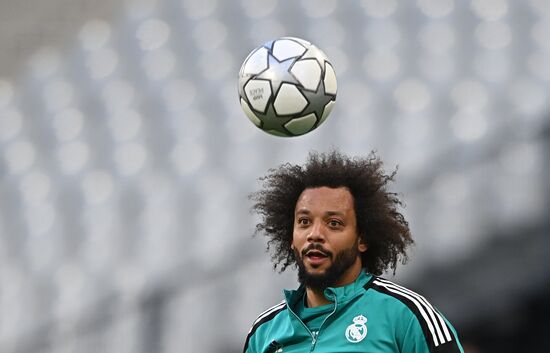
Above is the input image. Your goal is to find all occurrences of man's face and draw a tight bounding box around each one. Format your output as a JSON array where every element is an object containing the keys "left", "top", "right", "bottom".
[{"left": 292, "top": 186, "right": 367, "bottom": 289}]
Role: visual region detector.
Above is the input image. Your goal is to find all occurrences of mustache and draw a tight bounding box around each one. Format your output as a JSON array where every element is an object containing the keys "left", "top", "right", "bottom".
[{"left": 300, "top": 243, "right": 332, "bottom": 258}]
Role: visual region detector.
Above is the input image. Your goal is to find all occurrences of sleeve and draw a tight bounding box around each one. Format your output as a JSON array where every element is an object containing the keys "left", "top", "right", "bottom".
[
  {"left": 243, "top": 327, "right": 258, "bottom": 353},
  {"left": 398, "top": 308, "right": 464, "bottom": 353},
  {"left": 243, "top": 301, "right": 286, "bottom": 353}
]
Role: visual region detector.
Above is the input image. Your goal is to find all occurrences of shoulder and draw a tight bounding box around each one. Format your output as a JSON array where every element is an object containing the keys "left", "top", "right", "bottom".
[
  {"left": 243, "top": 300, "right": 287, "bottom": 353},
  {"left": 364, "top": 276, "right": 438, "bottom": 313},
  {"left": 249, "top": 300, "right": 287, "bottom": 331},
  {"left": 364, "top": 276, "right": 462, "bottom": 352}
]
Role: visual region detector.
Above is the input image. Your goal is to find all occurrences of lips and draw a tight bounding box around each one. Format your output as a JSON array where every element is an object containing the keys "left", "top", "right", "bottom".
[
  {"left": 304, "top": 249, "right": 330, "bottom": 266},
  {"left": 306, "top": 250, "right": 329, "bottom": 258}
]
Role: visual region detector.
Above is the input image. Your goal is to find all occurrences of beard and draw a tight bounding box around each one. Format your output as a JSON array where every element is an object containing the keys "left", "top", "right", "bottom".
[{"left": 294, "top": 242, "right": 360, "bottom": 290}]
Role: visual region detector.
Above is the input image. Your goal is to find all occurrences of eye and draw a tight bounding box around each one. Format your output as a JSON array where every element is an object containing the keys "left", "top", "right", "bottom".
[
  {"left": 328, "top": 219, "right": 343, "bottom": 228},
  {"left": 297, "top": 217, "right": 310, "bottom": 226}
]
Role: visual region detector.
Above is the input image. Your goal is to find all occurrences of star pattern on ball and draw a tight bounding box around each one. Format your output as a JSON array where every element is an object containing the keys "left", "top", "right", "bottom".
[
  {"left": 254, "top": 104, "right": 292, "bottom": 135},
  {"left": 255, "top": 54, "right": 300, "bottom": 97},
  {"left": 238, "top": 37, "right": 338, "bottom": 137},
  {"left": 301, "top": 46, "right": 328, "bottom": 69},
  {"left": 299, "top": 79, "right": 335, "bottom": 123}
]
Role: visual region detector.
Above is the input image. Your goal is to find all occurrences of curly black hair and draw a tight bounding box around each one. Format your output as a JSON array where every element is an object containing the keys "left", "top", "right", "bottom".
[{"left": 250, "top": 149, "right": 413, "bottom": 276}]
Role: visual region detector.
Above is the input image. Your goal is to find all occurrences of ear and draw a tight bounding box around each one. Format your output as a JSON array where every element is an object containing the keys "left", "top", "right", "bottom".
[{"left": 358, "top": 237, "right": 368, "bottom": 253}]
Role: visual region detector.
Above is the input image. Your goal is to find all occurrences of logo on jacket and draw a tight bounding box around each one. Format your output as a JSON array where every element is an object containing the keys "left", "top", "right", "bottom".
[
  {"left": 345, "top": 315, "right": 367, "bottom": 343},
  {"left": 268, "top": 340, "right": 283, "bottom": 352}
]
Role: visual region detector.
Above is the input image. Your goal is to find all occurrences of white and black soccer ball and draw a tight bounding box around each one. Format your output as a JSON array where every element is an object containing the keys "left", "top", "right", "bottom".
[{"left": 238, "top": 37, "right": 337, "bottom": 137}]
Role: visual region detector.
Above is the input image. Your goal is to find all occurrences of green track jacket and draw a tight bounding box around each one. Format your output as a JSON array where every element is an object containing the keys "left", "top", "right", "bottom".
[{"left": 243, "top": 271, "right": 464, "bottom": 353}]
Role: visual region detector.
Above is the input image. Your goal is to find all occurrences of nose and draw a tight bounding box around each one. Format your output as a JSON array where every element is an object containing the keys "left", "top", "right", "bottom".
[{"left": 306, "top": 221, "right": 325, "bottom": 243}]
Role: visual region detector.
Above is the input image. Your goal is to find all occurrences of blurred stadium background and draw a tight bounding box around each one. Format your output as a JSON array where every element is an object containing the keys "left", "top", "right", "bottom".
[{"left": 0, "top": 0, "right": 549, "bottom": 352}]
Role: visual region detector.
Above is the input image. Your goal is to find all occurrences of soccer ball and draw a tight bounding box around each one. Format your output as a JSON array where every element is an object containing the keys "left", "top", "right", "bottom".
[{"left": 238, "top": 37, "right": 337, "bottom": 137}]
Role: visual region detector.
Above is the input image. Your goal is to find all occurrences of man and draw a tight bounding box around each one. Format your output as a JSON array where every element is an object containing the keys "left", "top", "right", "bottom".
[{"left": 244, "top": 150, "right": 463, "bottom": 353}]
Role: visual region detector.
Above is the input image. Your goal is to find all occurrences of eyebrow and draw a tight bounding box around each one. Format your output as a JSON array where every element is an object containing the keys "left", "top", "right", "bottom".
[{"left": 295, "top": 209, "right": 345, "bottom": 217}]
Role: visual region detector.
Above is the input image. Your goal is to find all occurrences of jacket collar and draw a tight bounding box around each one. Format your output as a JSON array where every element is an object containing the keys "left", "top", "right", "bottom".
[{"left": 283, "top": 270, "right": 373, "bottom": 306}]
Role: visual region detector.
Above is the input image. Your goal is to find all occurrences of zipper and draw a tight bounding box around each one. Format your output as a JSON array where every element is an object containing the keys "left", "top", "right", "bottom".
[
  {"left": 286, "top": 294, "right": 339, "bottom": 352},
  {"left": 311, "top": 330, "right": 318, "bottom": 350},
  {"left": 287, "top": 306, "right": 316, "bottom": 348},
  {"left": 314, "top": 295, "right": 338, "bottom": 350}
]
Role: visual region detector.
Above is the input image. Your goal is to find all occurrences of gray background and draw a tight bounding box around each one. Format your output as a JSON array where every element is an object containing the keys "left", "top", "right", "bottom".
[{"left": 0, "top": 0, "right": 549, "bottom": 352}]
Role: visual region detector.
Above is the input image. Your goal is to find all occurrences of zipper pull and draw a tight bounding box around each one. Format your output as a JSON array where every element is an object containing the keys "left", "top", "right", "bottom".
[{"left": 310, "top": 330, "right": 318, "bottom": 350}]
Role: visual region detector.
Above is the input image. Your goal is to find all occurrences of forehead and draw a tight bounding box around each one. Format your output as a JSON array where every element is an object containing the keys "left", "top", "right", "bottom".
[{"left": 295, "top": 186, "right": 354, "bottom": 213}]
